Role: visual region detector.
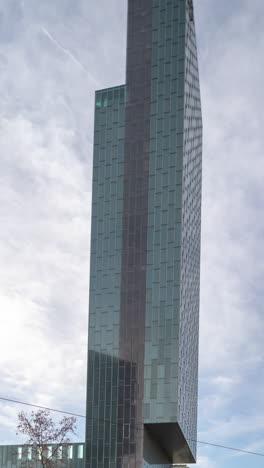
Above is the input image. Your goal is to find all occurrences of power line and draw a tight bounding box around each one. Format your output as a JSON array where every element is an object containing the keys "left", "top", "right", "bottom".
[
  {"left": 188, "top": 438, "right": 264, "bottom": 458},
  {"left": 1, "top": 396, "right": 264, "bottom": 458},
  {"left": 0, "top": 397, "right": 85, "bottom": 419}
]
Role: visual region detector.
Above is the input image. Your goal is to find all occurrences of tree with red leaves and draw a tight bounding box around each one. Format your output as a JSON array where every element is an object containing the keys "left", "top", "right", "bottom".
[{"left": 16, "top": 409, "right": 77, "bottom": 468}]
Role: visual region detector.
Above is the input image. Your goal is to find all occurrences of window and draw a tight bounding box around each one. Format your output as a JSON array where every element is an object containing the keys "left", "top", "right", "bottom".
[
  {"left": 27, "top": 447, "right": 32, "bottom": 460},
  {"left": 102, "top": 93, "right": 107, "bottom": 107},
  {"left": 17, "top": 447, "right": 22, "bottom": 460},
  {"left": 67, "top": 445, "right": 73, "bottom": 459},
  {"left": 57, "top": 446, "right": 62, "bottom": 459},
  {"left": 96, "top": 93, "right": 102, "bottom": 108},
  {"left": 77, "top": 445, "right": 84, "bottom": 459},
  {"left": 119, "top": 87, "right": 125, "bottom": 104},
  {"left": 47, "top": 446, "right": 52, "bottom": 459}
]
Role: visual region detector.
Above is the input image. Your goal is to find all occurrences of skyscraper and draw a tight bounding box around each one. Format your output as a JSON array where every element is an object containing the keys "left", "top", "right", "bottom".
[{"left": 86, "top": 0, "right": 202, "bottom": 467}]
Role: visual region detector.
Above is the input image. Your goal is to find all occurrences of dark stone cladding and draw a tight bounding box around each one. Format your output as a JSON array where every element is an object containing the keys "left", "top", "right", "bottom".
[{"left": 118, "top": 1, "right": 153, "bottom": 467}]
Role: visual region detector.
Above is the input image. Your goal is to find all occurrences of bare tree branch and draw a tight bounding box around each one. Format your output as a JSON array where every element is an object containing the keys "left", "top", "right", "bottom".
[{"left": 16, "top": 410, "right": 77, "bottom": 468}]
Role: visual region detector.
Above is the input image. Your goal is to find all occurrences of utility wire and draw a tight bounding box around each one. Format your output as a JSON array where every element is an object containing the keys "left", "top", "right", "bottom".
[
  {"left": 0, "top": 397, "right": 85, "bottom": 419},
  {"left": 187, "top": 438, "right": 264, "bottom": 458},
  {"left": 1, "top": 396, "right": 264, "bottom": 458}
]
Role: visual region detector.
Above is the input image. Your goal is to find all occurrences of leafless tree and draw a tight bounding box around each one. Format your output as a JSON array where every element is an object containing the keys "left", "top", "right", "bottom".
[{"left": 16, "top": 409, "right": 77, "bottom": 468}]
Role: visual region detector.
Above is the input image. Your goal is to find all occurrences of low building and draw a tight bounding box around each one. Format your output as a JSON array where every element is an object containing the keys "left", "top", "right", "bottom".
[
  {"left": 0, "top": 443, "right": 85, "bottom": 467},
  {"left": 0, "top": 445, "right": 190, "bottom": 468}
]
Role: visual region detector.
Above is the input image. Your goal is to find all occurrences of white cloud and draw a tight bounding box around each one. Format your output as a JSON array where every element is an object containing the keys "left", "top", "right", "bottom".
[
  {"left": 197, "top": 1, "right": 264, "bottom": 375},
  {"left": 0, "top": 0, "right": 128, "bottom": 445},
  {"left": 0, "top": 115, "right": 89, "bottom": 442},
  {"left": 40, "top": 26, "right": 89, "bottom": 74},
  {"left": 195, "top": 2, "right": 264, "bottom": 465}
]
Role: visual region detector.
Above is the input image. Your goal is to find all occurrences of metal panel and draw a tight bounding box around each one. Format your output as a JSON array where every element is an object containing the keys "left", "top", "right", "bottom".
[{"left": 118, "top": 1, "right": 153, "bottom": 467}]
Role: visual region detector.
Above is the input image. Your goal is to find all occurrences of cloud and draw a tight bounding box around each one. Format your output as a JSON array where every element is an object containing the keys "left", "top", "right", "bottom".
[
  {"left": 194, "top": 1, "right": 264, "bottom": 465},
  {"left": 0, "top": 115, "right": 89, "bottom": 442},
  {"left": 0, "top": 0, "right": 128, "bottom": 445},
  {"left": 40, "top": 25, "right": 91, "bottom": 76}
]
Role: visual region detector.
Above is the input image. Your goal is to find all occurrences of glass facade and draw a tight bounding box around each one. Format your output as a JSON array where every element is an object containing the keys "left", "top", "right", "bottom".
[
  {"left": 86, "top": 1, "right": 202, "bottom": 467},
  {"left": 0, "top": 443, "right": 85, "bottom": 468},
  {"left": 86, "top": 85, "right": 125, "bottom": 468}
]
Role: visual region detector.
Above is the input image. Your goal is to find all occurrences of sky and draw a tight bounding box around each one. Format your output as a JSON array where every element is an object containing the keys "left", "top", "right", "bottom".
[{"left": 0, "top": 0, "right": 264, "bottom": 467}]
